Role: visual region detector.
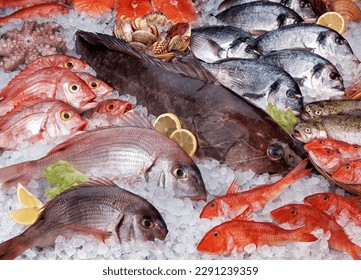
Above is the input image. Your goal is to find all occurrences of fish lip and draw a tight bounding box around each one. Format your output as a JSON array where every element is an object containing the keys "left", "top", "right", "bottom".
[
  {"left": 188, "top": 193, "right": 207, "bottom": 201},
  {"left": 304, "top": 17, "right": 317, "bottom": 24},
  {"left": 301, "top": 112, "right": 311, "bottom": 120},
  {"left": 291, "top": 131, "right": 301, "bottom": 140}
]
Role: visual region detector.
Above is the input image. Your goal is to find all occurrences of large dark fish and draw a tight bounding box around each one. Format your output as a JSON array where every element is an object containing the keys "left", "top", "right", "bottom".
[
  {"left": 216, "top": 2, "right": 304, "bottom": 37},
  {"left": 217, "top": 0, "right": 317, "bottom": 22},
  {"left": 0, "top": 181, "right": 168, "bottom": 260},
  {"left": 201, "top": 58, "right": 303, "bottom": 113},
  {"left": 190, "top": 26, "right": 259, "bottom": 63},
  {"left": 75, "top": 31, "right": 304, "bottom": 174}
]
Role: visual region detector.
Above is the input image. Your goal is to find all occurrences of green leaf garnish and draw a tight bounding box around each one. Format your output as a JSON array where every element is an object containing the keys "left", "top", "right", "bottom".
[{"left": 266, "top": 103, "right": 299, "bottom": 134}]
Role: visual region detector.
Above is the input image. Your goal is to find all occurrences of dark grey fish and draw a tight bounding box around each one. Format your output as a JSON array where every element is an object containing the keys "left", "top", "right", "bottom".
[
  {"left": 302, "top": 100, "right": 361, "bottom": 119},
  {"left": 256, "top": 24, "right": 354, "bottom": 61},
  {"left": 190, "top": 26, "right": 259, "bottom": 63},
  {"left": 260, "top": 49, "right": 344, "bottom": 95},
  {"left": 201, "top": 58, "right": 303, "bottom": 113},
  {"left": 216, "top": 2, "right": 304, "bottom": 37},
  {"left": 0, "top": 182, "right": 168, "bottom": 260},
  {"left": 218, "top": 0, "right": 317, "bottom": 22},
  {"left": 75, "top": 31, "right": 304, "bottom": 174}
]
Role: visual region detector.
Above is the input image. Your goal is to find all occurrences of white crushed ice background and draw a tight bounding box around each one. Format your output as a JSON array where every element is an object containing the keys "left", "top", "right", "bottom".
[{"left": 0, "top": 0, "right": 361, "bottom": 260}]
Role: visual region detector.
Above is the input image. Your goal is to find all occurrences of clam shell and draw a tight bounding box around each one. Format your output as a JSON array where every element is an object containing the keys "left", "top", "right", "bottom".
[
  {"left": 143, "top": 12, "right": 174, "bottom": 34},
  {"left": 129, "top": 42, "right": 148, "bottom": 52},
  {"left": 132, "top": 30, "right": 157, "bottom": 46},
  {"left": 114, "top": 20, "right": 133, "bottom": 42},
  {"left": 331, "top": 0, "right": 361, "bottom": 22},
  {"left": 168, "top": 35, "right": 190, "bottom": 52},
  {"left": 131, "top": 18, "right": 151, "bottom": 32}
]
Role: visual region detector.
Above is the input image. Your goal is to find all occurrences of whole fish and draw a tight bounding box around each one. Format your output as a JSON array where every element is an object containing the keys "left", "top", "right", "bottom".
[
  {"left": 304, "top": 138, "right": 361, "bottom": 159},
  {"left": 201, "top": 58, "right": 303, "bottom": 113},
  {"left": 293, "top": 115, "right": 361, "bottom": 144},
  {"left": 75, "top": 31, "right": 304, "bottom": 174},
  {"left": 74, "top": 72, "right": 113, "bottom": 98},
  {"left": 197, "top": 218, "right": 316, "bottom": 254},
  {"left": 0, "top": 182, "right": 168, "bottom": 260},
  {"left": 0, "top": 126, "right": 206, "bottom": 200},
  {"left": 0, "top": 3, "right": 70, "bottom": 25},
  {"left": 260, "top": 50, "right": 344, "bottom": 95},
  {"left": 302, "top": 100, "right": 361, "bottom": 119},
  {"left": 270, "top": 203, "right": 361, "bottom": 259},
  {"left": 307, "top": 148, "right": 346, "bottom": 174},
  {"left": 0, "top": 99, "right": 86, "bottom": 150},
  {"left": 304, "top": 193, "right": 361, "bottom": 227},
  {"left": 0, "top": 0, "right": 64, "bottom": 8},
  {"left": 200, "top": 159, "right": 311, "bottom": 220},
  {"left": 189, "top": 26, "right": 259, "bottom": 63},
  {"left": 0, "top": 67, "right": 97, "bottom": 116},
  {"left": 216, "top": 2, "right": 304, "bottom": 37},
  {"left": 332, "top": 159, "right": 361, "bottom": 185},
  {"left": 256, "top": 24, "right": 354, "bottom": 62},
  {"left": 217, "top": 0, "right": 317, "bottom": 22},
  {"left": 82, "top": 99, "right": 133, "bottom": 119}
]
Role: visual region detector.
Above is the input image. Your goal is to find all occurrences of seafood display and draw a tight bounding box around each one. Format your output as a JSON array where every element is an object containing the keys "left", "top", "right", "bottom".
[{"left": 0, "top": 0, "right": 361, "bottom": 261}]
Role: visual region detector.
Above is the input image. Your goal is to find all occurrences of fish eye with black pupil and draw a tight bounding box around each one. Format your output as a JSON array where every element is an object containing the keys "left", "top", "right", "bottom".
[
  {"left": 345, "top": 166, "right": 351, "bottom": 170},
  {"left": 326, "top": 149, "right": 331, "bottom": 154},
  {"left": 245, "top": 46, "right": 253, "bottom": 53},
  {"left": 210, "top": 202, "right": 215, "bottom": 208},
  {"left": 315, "top": 110, "right": 321, "bottom": 115},
  {"left": 69, "top": 84, "right": 79, "bottom": 93},
  {"left": 65, "top": 61, "right": 74, "bottom": 69},
  {"left": 335, "top": 38, "right": 345, "bottom": 45},
  {"left": 141, "top": 218, "right": 154, "bottom": 229},
  {"left": 329, "top": 72, "right": 340, "bottom": 80},
  {"left": 213, "top": 232, "right": 219, "bottom": 237},
  {"left": 323, "top": 196, "right": 328, "bottom": 201},
  {"left": 267, "top": 144, "right": 284, "bottom": 160},
  {"left": 90, "top": 82, "right": 98, "bottom": 88},
  {"left": 286, "top": 90, "right": 296, "bottom": 99},
  {"left": 290, "top": 209, "right": 296, "bottom": 215},
  {"left": 61, "top": 111, "right": 72, "bottom": 121},
  {"left": 171, "top": 165, "right": 187, "bottom": 179},
  {"left": 304, "top": 128, "right": 311, "bottom": 133}
]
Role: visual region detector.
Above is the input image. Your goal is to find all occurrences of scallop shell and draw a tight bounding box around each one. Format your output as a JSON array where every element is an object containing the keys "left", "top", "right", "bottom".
[
  {"left": 330, "top": 0, "right": 361, "bottom": 22},
  {"left": 148, "top": 40, "right": 169, "bottom": 55},
  {"left": 131, "top": 18, "right": 150, "bottom": 32},
  {"left": 144, "top": 12, "right": 174, "bottom": 34},
  {"left": 168, "top": 35, "right": 190, "bottom": 52},
  {"left": 114, "top": 20, "right": 133, "bottom": 42},
  {"left": 129, "top": 42, "right": 148, "bottom": 52},
  {"left": 132, "top": 30, "right": 157, "bottom": 46}
]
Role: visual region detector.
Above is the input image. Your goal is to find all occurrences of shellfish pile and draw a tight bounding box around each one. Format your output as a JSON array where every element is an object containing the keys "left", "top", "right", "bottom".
[
  {"left": 329, "top": 0, "right": 361, "bottom": 22},
  {"left": 114, "top": 12, "right": 191, "bottom": 61}
]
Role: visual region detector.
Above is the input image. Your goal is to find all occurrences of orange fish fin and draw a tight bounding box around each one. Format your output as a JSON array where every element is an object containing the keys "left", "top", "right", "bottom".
[
  {"left": 232, "top": 207, "right": 252, "bottom": 220},
  {"left": 278, "top": 159, "right": 312, "bottom": 186},
  {"left": 226, "top": 179, "right": 240, "bottom": 194},
  {"left": 64, "top": 224, "right": 112, "bottom": 242},
  {"left": 0, "top": 235, "right": 28, "bottom": 260},
  {"left": 294, "top": 225, "right": 318, "bottom": 243}
]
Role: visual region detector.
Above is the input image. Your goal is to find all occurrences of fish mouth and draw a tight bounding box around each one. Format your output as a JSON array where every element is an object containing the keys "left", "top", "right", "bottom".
[
  {"left": 304, "top": 17, "right": 317, "bottom": 24},
  {"left": 301, "top": 112, "right": 311, "bottom": 120},
  {"left": 187, "top": 193, "right": 207, "bottom": 201},
  {"left": 81, "top": 99, "right": 98, "bottom": 110},
  {"left": 291, "top": 131, "right": 302, "bottom": 141}
]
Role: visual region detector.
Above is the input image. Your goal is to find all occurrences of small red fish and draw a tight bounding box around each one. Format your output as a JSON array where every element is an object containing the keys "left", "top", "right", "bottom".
[
  {"left": 89, "top": 99, "right": 132, "bottom": 116},
  {"left": 308, "top": 148, "right": 346, "bottom": 174},
  {"left": 304, "top": 138, "right": 361, "bottom": 159},
  {"left": 304, "top": 193, "right": 361, "bottom": 227},
  {"left": 0, "top": 3, "right": 70, "bottom": 25},
  {"left": 270, "top": 204, "right": 361, "bottom": 260},
  {"left": 0, "top": 99, "right": 86, "bottom": 150},
  {"left": 74, "top": 72, "right": 113, "bottom": 98},
  {"left": 0, "top": 67, "right": 97, "bottom": 116},
  {"left": 0, "top": 0, "right": 69, "bottom": 9},
  {"left": 73, "top": 0, "right": 114, "bottom": 17},
  {"left": 200, "top": 159, "right": 311, "bottom": 220},
  {"left": 332, "top": 159, "right": 361, "bottom": 185},
  {"left": 197, "top": 218, "right": 316, "bottom": 255}
]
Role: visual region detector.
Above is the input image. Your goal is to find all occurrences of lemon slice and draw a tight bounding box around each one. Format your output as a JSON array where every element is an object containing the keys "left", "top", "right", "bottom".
[
  {"left": 317, "top": 12, "right": 346, "bottom": 35},
  {"left": 8, "top": 207, "right": 42, "bottom": 225},
  {"left": 16, "top": 183, "right": 43, "bottom": 208},
  {"left": 153, "top": 113, "right": 182, "bottom": 137},
  {"left": 170, "top": 128, "right": 198, "bottom": 157}
]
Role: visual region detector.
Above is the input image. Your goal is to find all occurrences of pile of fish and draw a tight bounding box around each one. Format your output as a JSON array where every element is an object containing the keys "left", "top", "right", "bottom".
[{"left": 0, "top": 0, "right": 361, "bottom": 260}]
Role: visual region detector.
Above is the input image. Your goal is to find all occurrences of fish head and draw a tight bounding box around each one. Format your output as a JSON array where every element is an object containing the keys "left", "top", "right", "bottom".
[
  {"left": 60, "top": 56, "right": 90, "bottom": 71},
  {"left": 227, "top": 38, "right": 259, "bottom": 59},
  {"left": 270, "top": 204, "right": 306, "bottom": 226},
  {"left": 59, "top": 74, "right": 98, "bottom": 112},
  {"left": 317, "top": 31, "right": 354, "bottom": 58},
  {"left": 303, "top": 138, "right": 340, "bottom": 151},
  {"left": 311, "top": 64, "right": 344, "bottom": 94},
  {"left": 302, "top": 103, "right": 325, "bottom": 119},
  {"left": 292, "top": 120, "right": 326, "bottom": 143},
  {"left": 332, "top": 161, "right": 359, "bottom": 184},
  {"left": 304, "top": 193, "right": 335, "bottom": 212},
  {"left": 197, "top": 224, "right": 230, "bottom": 254},
  {"left": 160, "top": 161, "right": 207, "bottom": 201},
  {"left": 277, "top": 12, "right": 304, "bottom": 28},
  {"left": 199, "top": 196, "right": 229, "bottom": 219},
  {"left": 290, "top": 0, "right": 317, "bottom": 23},
  {"left": 96, "top": 99, "right": 133, "bottom": 116},
  {"left": 120, "top": 206, "right": 168, "bottom": 242},
  {"left": 267, "top": 79, "right": 303, "bottom": 114},
  {"left": 75, "top": 72, "right": 113, "bottom": 98},
  {"left": 308, "top": 148, "right": 343, "bottom": 173}
]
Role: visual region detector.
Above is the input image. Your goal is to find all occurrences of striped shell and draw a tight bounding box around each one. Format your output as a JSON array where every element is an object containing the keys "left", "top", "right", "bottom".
[{"left": 330, "top": 0, "right": 361, "bottom": 22}]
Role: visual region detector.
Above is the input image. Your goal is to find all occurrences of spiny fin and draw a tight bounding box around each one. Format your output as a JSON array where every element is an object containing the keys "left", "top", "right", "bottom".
[
  {"left": 121, "top": 110, "right": 154, "bottom": 129},
  {"left": 64, "top": 224, "right": 112, "bottom": 243},
  {"left": 232, "top": 207, "right": 252, "bottom": 220},
  {"left": 226, "top": 179, "right": 240, "bottom": 194},
  {"left": 76, "top": 31, "right": 219, "bottom": 84}
]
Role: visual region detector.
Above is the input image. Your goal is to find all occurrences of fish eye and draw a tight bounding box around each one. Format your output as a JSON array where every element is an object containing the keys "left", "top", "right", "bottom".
[
  {"left": 335, "top": 38, "right": 345, "bottom": 45},
  {"left": 171, "top": 164, "right": 188, "bottom": 179},
  {"left": 245, "top": 46, "right": 253, "bottom": 53},
  {"left": 315, "top": 110, "right": 321, "bottom": 116},
  {"left": 69, "top": 84, "right": 80, "bottom": 93},
  {"left": 60, "top": 111, "right": 73, "bottom": 121},
  {"left": 64, "top": 61, "right": 74, "bottom": 69},
  {"left": 267, "top": 144, "right": 285, "bottom": 160},
  {"left": 213, "top": 231, "right": 219, "bottom": 237},
  {"left": 286, "top": 90, "right": 296, "bottom": 99},
  {"left": 345, "top": 165, "right": 351, "bottom": 170},
  {"left": 210, "top": 202, "right": 216, "bottom": 208},
  {"left": 318, "top": 140, "right": 324, "bottom": 144},
  {"left": 105, "top": 102, "right": 116, "bottom": 112},
  {"left": 290, "top": 209, "right": 296, "bottom": 215},
  {"left": 354, "top": 145, "right": 359, "bottom": 149},
  {"left": 323, "top": 195, "right": 329, "bottom": 201},
  {"left": 89, "top": 81, "right": 99, "bottom": 89},
  {"left": 326, "top": 149, "right": 331, "bottom": 154},
  {"left": 329, "top": 72, "right": 340, "bottom": 80},
  {"left": 304, "top": 127, "right": 311, "bottom": 134},
  {"left": 141, "top": 218, "right": 155, "bottom": 229}
]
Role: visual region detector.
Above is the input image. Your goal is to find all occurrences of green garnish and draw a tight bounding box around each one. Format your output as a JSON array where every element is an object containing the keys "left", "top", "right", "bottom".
[
  {"left": 44, "top": 160, "right": 89, "bottom": 198},
  {"left": 266, "top": 103, "right": 299, "bottom": 134}
]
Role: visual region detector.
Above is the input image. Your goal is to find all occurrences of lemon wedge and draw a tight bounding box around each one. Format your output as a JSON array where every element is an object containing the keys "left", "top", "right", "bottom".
[
  {"left": 153, "top": 113, "right": 182, "bottom": 137},
  {"left": 170, "top": 128, "right": 198, "bottom": 157},
  {"left": 317, "top": 12, "right": 346, "bottom": 35},
  {"left": 16, "top": 183, "right": 43, "bottom": 208},
  {"left": 8, "top": 207, "right": 42, "bottom": 225}
]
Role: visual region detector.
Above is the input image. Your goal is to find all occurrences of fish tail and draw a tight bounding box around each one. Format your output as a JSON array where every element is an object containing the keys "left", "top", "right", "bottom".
[
  {"left": 350, "top": 244, "right": 361, "bottom": 260},
  {"left": 294, "top": 226, "right": 318, "bottom": 243},
  {"left": 0, "top": 235, "right": 29, "bottom": 260},
  {"left": 0, "top": 161, "right": 36, "bottom": 188}
]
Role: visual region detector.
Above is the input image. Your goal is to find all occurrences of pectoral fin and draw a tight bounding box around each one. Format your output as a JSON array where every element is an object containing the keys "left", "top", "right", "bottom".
[{"left": 64, "top": 224, "right": 112, "bottom": 243}]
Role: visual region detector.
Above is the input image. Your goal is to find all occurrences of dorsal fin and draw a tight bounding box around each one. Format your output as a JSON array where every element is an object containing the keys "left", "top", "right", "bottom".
[
  {"left": 226, "top": 179, "right": 240, "bottom": 194},
  {"left": 76, "top": 31, "right": 220, "bottom": 84},
  {"left": 120, "top": 110, "right": 154, "bottom": 129}
]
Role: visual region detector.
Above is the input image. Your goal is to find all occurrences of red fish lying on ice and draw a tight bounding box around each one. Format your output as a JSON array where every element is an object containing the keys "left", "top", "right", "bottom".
[
  {"left": 307, "top": 148, "right": 346, "bottom": 174},
  {"left": 200, "top": 159, "right": 311, "bottom": 220},
  {"left": 304, "top": 138, "right": 361, "bottom": 159},
  {"left": 0, "top": 0, "right": 69, "bottom": 8},
  {"left": 74, "top": 72, "right": 113, "bottom": 98},
  {"left": 304, "top": 193, "right": 361, "bottom": 227},
  {"left": 270, "top": 203, "right": 361, "bottom": 260},
  {"left": 197, "top": 217, "right": 316, "bottom": 255},
  {"left": 0, "top": 99, "right": 86, "bottom": 150},
  {"left": 82, "top": 99, "right": 132, "bottom": 119},
  {"left": 332, "top": 159, "right": 361, "bottom": 185}
]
